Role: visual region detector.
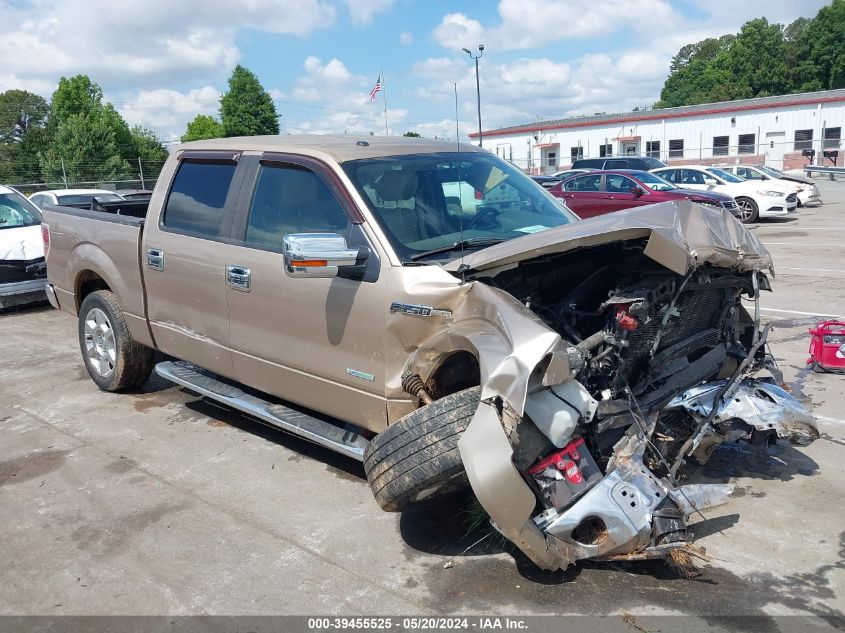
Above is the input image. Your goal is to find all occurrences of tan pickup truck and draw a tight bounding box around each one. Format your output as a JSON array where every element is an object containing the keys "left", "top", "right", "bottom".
[{"left": 42, "top": 135, "right": 817, "bottom": 571}]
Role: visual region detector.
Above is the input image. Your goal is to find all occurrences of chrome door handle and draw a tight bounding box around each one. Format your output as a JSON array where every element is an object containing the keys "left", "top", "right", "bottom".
[
  {"left": 226, "top": 265, "right": 251, "bottom": 291},
  {"left": 146, "top": 248, "right": 164, "bottom": 271}
]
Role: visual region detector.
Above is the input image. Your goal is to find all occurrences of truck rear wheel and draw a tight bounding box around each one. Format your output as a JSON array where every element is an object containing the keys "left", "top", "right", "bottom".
[
  {"left": 363, "top": 386, "right": 480, "bottom": 511},
  {"left": 78, "top": 290, "right": 154, "bottom": 391}
]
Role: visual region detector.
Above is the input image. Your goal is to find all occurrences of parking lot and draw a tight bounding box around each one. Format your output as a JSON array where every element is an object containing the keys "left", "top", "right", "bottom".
[{"left": 1, "top": 181, "right": 844, "bottom": 622}]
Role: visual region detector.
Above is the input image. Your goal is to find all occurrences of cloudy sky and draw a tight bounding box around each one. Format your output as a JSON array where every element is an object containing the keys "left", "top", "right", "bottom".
[{"left": 0, "top": 0, "right": 830, "bottom": 143}]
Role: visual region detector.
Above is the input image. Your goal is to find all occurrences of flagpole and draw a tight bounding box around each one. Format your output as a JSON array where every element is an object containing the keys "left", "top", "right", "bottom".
[{"left": 381, "top": 68, "right": 389, "bottom": 135}]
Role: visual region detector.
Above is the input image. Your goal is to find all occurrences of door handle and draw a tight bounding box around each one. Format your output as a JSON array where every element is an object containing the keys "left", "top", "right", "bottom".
[
  {"left": 226, "top": 265, "right": 251, "bottom": 291},
  {"left": 146, "top": 248, "right": 164, "bottom": 271}
]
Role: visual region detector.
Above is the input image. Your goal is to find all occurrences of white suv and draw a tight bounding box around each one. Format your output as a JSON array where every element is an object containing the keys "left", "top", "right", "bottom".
[{"left": 652, "top": 165, "right": 797, "bottom": 223}]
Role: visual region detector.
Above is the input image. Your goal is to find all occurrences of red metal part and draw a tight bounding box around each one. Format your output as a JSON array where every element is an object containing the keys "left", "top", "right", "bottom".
[
  {"left": 615, "top": 306, "right": 639, "bottom": 331},
  {"left": 527, "top": 438, "right": 586, "bottom": 475},
  {"left": 807, "top": 320, "right": 845, "bottom": 371}
]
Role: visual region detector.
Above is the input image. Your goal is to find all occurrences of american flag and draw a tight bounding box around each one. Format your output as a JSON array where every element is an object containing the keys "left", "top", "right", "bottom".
[{"left": 369, "top": 75, "right": 382, "bottom": 102}]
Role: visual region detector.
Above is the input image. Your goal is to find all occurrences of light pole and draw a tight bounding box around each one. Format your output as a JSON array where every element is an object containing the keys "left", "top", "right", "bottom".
[{"left": 462, "top": 44, "right": 484, "bottom": 147}]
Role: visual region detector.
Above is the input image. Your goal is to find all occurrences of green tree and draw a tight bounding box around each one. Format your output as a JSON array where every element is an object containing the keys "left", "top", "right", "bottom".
[
  {"left": 403, "top": 131, "right": 421, "bottom": 137},
  {"left": 0, "top": 90, "right": 49, "bottom": 143},
  {"left": 219, "top": 65, "right": 279, "bottom": 137},
  {"left": 794, "top": 0, "right": 845, "bottom": 91},
  {"left": 181, "top": 114, "right": 224, "bottom": 142},
  {"left": 722, "top": 18, "right": 790, "bottom": 98},
  {"left": 130, "top": 126, "right": 168, "bottom": 175},
  {"left": 39, "top": 111, "right": 130, "bottom": 184},
  {"left": 51, "top": 75, "right": 103, "bottom": 123}
]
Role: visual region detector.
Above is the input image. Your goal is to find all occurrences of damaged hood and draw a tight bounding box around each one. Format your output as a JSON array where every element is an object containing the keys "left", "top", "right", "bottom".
[{"left": 443, "top": 200, "right": 772, "bottom": 276}]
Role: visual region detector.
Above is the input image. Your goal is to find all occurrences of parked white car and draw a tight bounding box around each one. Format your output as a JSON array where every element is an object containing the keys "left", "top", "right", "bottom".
[
  {"left": 28, "top": 188, "right": 123, "bottom": 209},
  {"left": 0, "top": 185, "right": 46, "bottom": 308},
  {"left": 652, "top": 165, "right": 797, "bottom": 223},
  {"left": 716, "top": 164, "right": 822, "bottom": 207}
]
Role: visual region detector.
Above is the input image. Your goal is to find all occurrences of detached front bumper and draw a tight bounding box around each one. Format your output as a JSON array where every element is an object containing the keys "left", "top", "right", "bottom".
[{"left": 458, "top": 376, "right": 817, "bottom": 571}]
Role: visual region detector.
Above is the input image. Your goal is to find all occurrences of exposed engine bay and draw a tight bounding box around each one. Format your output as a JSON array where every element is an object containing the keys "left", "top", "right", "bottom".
[{"left": 460, "top": 238, "right": 819, "bottom": 569}]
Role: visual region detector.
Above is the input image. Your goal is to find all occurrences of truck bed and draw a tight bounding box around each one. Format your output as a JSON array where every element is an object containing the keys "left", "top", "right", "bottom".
[{"left": 42, "top": 201, "right": 149, "bottom": 339}]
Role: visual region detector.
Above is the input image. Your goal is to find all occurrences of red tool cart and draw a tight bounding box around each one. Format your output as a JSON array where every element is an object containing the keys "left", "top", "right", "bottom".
[{"left": 807, "top": 320, "right": 845, "bottom": 373}]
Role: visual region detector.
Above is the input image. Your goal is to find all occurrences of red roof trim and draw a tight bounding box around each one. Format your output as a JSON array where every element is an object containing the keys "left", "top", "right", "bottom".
[{"left": 470, "top": 94, "right": 845, "bottom": 139}]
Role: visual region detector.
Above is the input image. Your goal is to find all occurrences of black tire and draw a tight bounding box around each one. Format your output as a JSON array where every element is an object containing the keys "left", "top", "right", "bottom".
[
  {"left": 78, "top": 290, "right": 154, "bottom": 391},
  {"left": 363, "top": 386, "right": 480, "bottom": 511},
  {"left": 735, "top": 197, "right": 759, "bottom": 224}
]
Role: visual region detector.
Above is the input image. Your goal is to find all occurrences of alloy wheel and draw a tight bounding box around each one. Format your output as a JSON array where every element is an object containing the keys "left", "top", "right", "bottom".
[{"left": 83, "top": 307, "right": 116, "bottom": 377}]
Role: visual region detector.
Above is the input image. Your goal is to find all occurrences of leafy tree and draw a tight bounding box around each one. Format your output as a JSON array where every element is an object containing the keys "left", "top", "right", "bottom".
[
  {"left": 403, "top": 131, "right": 421, "bottom": 137},
  {"left": 39, "top": 111, "right": 130, "bottom": 184},
  {"left": 181, "top": 114, "right": 224, "bottom": 142},
  {"left": 722, "top": 19, "right": 790, "bottom": 98},
  {"left": 0, "top": 90, "right": 49, "bottom": 143},
  {"left": 658, "top": 2, "right": 845, "bottom": 108},
  {"left": 130, "top": 126, "right": 168, "bottom": 172},
  {"left": 219, "top": 65, "right": 279, "bottom": 137},
  {"left": 51, "top": 75, "right": 103, "bottom": 123},
  {"left": 794, "top": 0, "right": 845, "bottom": 91}
]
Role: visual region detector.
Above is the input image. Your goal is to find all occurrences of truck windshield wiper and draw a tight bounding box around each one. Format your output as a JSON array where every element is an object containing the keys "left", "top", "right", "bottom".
[{"left": 409, "top": 237, "right": 507, "bottom": 261}]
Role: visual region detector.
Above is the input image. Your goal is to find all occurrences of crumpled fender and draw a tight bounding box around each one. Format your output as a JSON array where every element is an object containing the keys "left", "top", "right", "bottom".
[{"left": 407, "top": 282, "right": 571, "bottom": 419}]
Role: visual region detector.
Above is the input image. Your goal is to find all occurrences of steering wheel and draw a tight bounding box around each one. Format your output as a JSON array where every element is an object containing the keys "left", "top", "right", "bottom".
[{"left": 466, "top": 206, "right": 501, "bottom": 230}]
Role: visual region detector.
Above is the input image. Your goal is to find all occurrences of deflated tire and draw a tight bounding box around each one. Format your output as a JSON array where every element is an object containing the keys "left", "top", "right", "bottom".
[{"left": 363, "top": 386, "right": 480, "bottom": 511}]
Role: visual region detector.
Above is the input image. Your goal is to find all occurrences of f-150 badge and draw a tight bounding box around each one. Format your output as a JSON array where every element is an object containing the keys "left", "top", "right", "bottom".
[{"left": 389, "top": 302, "right": 451, "bottom": 317}]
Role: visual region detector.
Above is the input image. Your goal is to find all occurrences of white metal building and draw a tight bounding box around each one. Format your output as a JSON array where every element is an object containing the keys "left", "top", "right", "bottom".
[{"left": 470, "top": 89, "right": 845, "bottom": 174}]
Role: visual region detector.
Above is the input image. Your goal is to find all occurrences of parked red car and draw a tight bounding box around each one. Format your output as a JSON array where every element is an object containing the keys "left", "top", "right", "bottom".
[{"left": 549, "top": 170, "right": 739, "bottom": 219}]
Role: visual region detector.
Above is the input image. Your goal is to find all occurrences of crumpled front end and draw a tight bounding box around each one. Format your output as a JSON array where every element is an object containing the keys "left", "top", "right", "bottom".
[{"left": 451, "top": 211, "right": 817, "bottom": 570}]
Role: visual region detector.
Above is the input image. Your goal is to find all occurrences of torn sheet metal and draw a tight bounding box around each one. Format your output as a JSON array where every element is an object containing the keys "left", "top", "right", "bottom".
[{"left": 667, "top": 378, "right": 819, "bottom": 444}]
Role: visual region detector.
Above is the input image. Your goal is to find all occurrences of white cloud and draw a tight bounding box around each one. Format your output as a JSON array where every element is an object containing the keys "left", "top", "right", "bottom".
[
  {"left": 432, "top": 13, "right": 485, "bottom": 51},
  {"left": 399, "top": 31, "right": 414, "bottom": 45},
  {"left": 115, "top": 86, "right": 221, "bottom": 141},
  {"left": 0, "top": 0, "right": 336, "bottom": 95},
  {"left": 343, "top": 0, "right": 395, "bottom": 26},
  {"left": 281, "top": 56, "right": 407, "bottom": 136},
  {"left": 433, "top": 1, "right": 678, "bottom": 52}
]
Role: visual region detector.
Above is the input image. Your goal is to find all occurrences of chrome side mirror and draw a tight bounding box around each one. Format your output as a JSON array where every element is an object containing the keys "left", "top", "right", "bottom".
[{"left": 283, "top": 233, "right": 364, "bottom": 279}]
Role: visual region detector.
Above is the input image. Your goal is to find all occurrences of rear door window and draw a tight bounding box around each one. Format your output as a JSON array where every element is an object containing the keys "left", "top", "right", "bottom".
[
  {"left": 565, "top": 174, "right": 602, "bottom": 192},
  {"left": 678, "top": 169, "right": 706, "bottom": 185},
  {"left": 606, "top": 175, "right": 637, "bottom": 193},
  {"left": 604, "top": 159, "right": 630, "bottom": 169},
  {"left": 245, "top": 164, "right": 349, "bottom": 250},
  {"left": 571, "top": 159, "right": 604, "bottom": 169},
  {"left": 163, "top": 161, "right": 238, "bottom": 238}
]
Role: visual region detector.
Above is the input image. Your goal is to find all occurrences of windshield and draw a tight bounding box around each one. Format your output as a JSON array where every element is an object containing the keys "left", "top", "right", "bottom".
[
  {"left": 57, "top": 193, "right": 123, "bottom": 205},
  {"left": 635, "top": 171, "right": 677, "bottom": 191},
  {"left": 343, "top": 152, "right": 578, "bottom": 262},
  {"left": 0, "top": 192, "right": 42, "bottom": 229},
  {"left": 705, "top": 167, "right": 743, "bottom": 183},
  {"left": 757, "top": 165, "right": 784, "bottom": 178}
]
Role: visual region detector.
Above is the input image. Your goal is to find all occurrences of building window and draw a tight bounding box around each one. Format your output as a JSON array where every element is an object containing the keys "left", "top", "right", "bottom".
[
  {"left": 794, "top": 129, "right": 813, "bottom": 151},
  {"left": 738, "top": 133, "right": 756, "bottom": 154},
  {"left": 547, "top": 151, "right": 557, "bottom": 167},
  {"left": 569, "top": 146, "right": 583, "bottom": 162},
  {"left": 599, "top": 143, "right": 612, "bottom": 157},
  {"left": 669, "top": 139, "right": 684, "bottom": 158},
  {"left": 713, "top": 136, "right": 729, "bottom": 156},
  {"left": 824, "top": 127, "right": 841, "bottom": 148},
  {"left": 645, "top": 141, "right": 660, "bottom": 158}
]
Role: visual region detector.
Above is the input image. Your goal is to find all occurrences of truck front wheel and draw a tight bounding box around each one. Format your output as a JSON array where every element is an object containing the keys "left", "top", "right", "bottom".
[
  {"left": 363, "top": 386, "right": 480, "bottom": 511},
  {"left": 78, "top": 290, "right": 154, "bottom": 391}
]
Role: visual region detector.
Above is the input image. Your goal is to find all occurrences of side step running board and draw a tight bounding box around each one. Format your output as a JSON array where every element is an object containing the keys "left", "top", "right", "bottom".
[{"left": 155, "top": 361, "right": 370, "bottom": 461}]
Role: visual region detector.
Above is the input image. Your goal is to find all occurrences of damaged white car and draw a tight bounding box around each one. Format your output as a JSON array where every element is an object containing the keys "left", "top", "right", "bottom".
[{"left": 0, "top": 185, "right": 46, "bottom": 309}]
